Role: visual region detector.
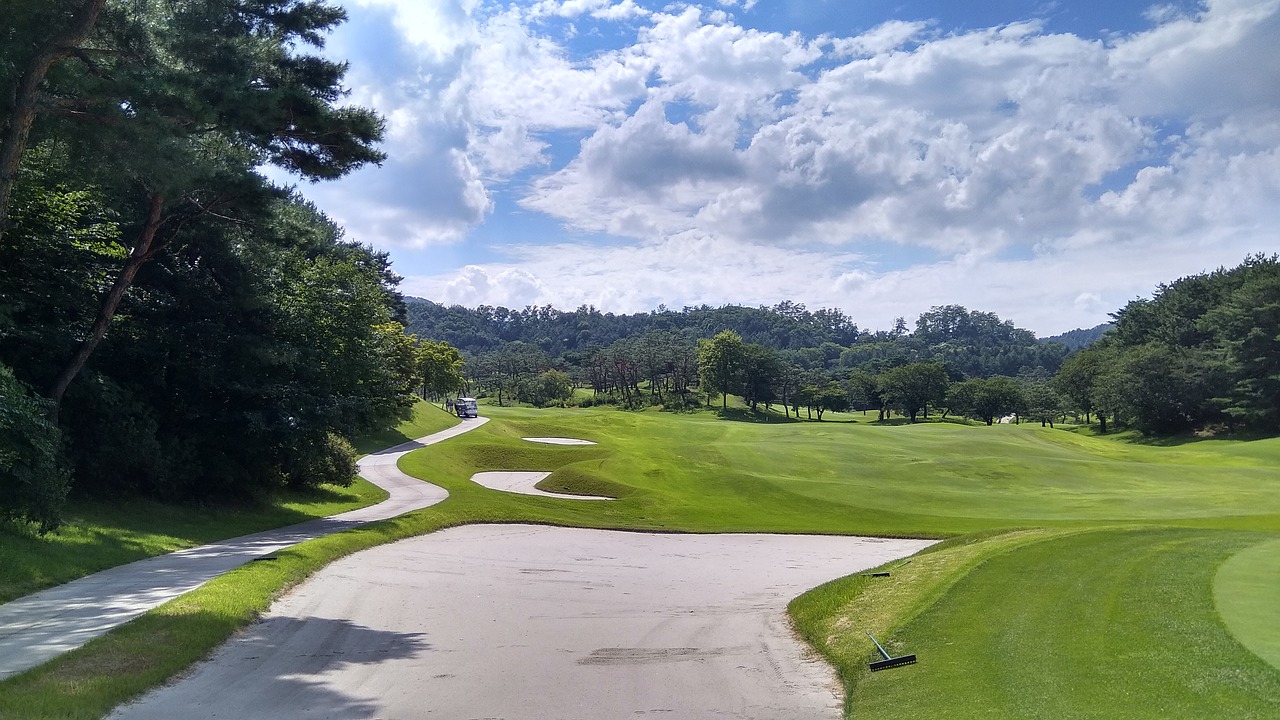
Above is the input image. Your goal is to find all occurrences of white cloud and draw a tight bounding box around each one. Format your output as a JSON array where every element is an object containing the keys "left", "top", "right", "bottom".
[{"left": 305, "top": 0, "right": 1280, "bottom": 333}]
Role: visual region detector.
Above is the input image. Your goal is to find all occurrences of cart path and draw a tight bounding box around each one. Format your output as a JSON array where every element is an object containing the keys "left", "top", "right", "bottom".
[
  {"left": 0, "top": 416, "right": 487, "bottom": 679},
  {"left": 109, "top": 524, "right": 937, "bottom": 720}
]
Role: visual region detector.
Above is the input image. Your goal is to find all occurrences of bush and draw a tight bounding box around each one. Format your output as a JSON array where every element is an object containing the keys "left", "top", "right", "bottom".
[
  {"left": 285, "top": 431, "right": 357, "bottom": 489},
  {"left": 0, "top": 365, "right": 70, "bottom": 532}
]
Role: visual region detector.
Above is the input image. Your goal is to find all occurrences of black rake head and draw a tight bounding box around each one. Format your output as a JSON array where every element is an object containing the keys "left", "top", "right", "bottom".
[{"left": 869, "top": 653, "right": 917, "bottom": 671}]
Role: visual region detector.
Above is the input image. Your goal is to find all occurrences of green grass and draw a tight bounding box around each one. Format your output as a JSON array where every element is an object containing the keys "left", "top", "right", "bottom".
[
  {"left": 1215, "top": 537, "right": 1280, "bottom": 671},
  {"left": 0, "top": 480, "right": 386, "bottom": 604},
  {"left": 822, "top": 528, "right": 1280, "bottom": 720},
  {"left": 2, "top": 402, "right": 1279, "bottom": 718},
  {"left": 350, "top": 399, "right": 460, "bottom": 455}
]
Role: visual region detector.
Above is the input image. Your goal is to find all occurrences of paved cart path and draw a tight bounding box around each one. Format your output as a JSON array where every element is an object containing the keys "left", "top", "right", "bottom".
[
  {"left": 0, "top": 416, "right": 487, "bottom": 679},
  {"left": 109, "top": 524, "right": 935, "bottom": 720}
]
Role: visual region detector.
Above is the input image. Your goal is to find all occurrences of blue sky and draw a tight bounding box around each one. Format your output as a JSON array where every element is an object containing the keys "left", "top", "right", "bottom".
[{"left": 286, "top": 0, "right": 1280, "bottom": 336}]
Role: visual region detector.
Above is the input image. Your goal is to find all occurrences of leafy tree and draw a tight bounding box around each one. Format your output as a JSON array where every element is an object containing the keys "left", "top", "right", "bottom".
[
  {"left": 5, "top": 0, "right": 386, "bottom": 418},
  {"left": 0, "top": 363, "right": 69, "bottom": 531},
  {"left": 814, "top": 381, "right": 850, "bottom": 420},
  {"left": 879, "top": 362, "right": 949, "bottom": 423},
  {"left": 1204, "top": 261, "right": 1280, "bottom": 430},
  {"left": 1022, "top": 380, "right": 1066, "bottom": 427},
  {"left": 526, "top": 369, "right": 574, "bottom": 407},
  {"left": 697, "top": 330, "right": 745, "bottom": 409},
  {"left": 740, "top": 343, "right": 781, "bottom": 412},
  {"left": 845, "top": 369, "right": 884, "bottom": 418},
  {"left": 1053, "top": 348, "right": 1106, "bottom": 422},
  {"left": 418, "top": 340, "right": 465, "bottom": 401}
]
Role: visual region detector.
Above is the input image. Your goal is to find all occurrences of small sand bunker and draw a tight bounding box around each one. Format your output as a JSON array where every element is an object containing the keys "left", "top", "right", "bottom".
[
  {"left": 521, "top": 437, "right": 597, "bottom": 445},
  {"left": 470, "top": 471, "right": 612, "bottom": 500}
]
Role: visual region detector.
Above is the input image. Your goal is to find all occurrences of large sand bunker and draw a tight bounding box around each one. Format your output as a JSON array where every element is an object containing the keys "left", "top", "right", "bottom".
[{"left": 110, "top": 524, "right": 936, "bottom": 720}]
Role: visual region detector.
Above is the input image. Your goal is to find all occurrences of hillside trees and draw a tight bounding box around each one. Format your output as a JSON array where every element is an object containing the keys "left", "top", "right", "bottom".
[{"left": 1051, "top": 255, "right": 1280, "bottom": 435}]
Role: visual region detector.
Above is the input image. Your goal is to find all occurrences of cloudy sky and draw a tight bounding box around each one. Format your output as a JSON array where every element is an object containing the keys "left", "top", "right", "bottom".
[{"left": 288, "top": 0, "right": 1280, "bottom": 336}]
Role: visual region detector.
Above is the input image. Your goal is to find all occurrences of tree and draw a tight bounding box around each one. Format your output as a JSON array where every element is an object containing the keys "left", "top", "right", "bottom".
[
  {"left": 6, "top": 0, "right": 386, "bottom": 419},
  {"left": 879, "top": 362, "right": 949, "bottom": 423},
  {"left": 0, "top": 363, "right": 69, "bottom": 531},
  {"left": 418, "top": 340, "right": 465, "bottom": 402},
  {"left": 526, "top": 369, "right": 574, "bottom": 407},
  {"left": 1204, "top": 260, "right": 1280, "bottom": 430},
  {"left": 970, "top": 376, "right": 1025, "bottom": 426},
  {"left": 740, "top": 343, "right": 781, "bottom": 412},
  {"left": 1053, "top": 348, "right": 1106, "bottom": 423},
  {"left": 814, "top": 381, "right": 850, "bottom": 420},
  {"left": 1022, "top": 381, "right": 1066, "bottom": 427},
  {"left": 697, "top": 330, "right": 745, "bottom": 409},
  {"left": 0, "top": 0, "right": 109, "bottom": 239},
  {"left": 845, "top": 369, "right": 884, "bottom": 418}
]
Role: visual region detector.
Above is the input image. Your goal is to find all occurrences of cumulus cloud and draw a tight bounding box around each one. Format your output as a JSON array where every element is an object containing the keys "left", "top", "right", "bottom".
[{"left": 303, "top": 0, "right": 1280, "bottom": 333}]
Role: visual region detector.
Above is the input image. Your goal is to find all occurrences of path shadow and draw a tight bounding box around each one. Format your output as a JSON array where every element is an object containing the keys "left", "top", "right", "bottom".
[{"left": 110, "top": 617, "right": 431, "bottom": 719}]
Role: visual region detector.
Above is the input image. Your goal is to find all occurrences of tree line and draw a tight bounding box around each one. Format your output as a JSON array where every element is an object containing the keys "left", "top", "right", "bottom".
[
  {"left": 446, "top": 255, "right": 1279, "bottom": 438},
  {"left": 0, "top": 1, "right": 461, "bottom": 532}
]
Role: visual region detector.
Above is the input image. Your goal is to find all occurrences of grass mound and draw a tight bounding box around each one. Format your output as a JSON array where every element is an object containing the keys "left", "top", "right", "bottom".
[{"left": 536, "top": 463, "right": 633, "bottom": 499}]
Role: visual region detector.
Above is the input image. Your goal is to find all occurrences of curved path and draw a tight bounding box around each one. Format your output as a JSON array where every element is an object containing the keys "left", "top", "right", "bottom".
[
  {"left": 0, "top": 416, "right": 487, "bottom": 679},
  {"left": 109, "top": 525, "right": 935, "bottom": 720}
]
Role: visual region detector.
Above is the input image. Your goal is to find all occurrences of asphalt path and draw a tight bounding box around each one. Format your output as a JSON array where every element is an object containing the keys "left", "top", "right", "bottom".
[
  {"left": 108, "top": 525, "right": 936, "bottom": 720},
  {"left": 0, "top": 416, "right": 487, "bottom": 679}
]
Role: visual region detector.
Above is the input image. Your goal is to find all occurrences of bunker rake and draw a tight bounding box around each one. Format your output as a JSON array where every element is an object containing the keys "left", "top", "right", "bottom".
[{"left": 866, "top": 631, "right": 917, "bottom": 671}]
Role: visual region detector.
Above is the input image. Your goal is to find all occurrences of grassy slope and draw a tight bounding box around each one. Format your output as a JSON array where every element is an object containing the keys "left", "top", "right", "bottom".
[
  {"left": 3, "top": 402, "right": 1279, "bottom": 718},
  {"left": 0, "top": 399, "right": 457, "bottom": 604}
]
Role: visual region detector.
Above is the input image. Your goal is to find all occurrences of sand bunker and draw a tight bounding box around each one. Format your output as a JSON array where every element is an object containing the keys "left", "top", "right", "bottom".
[
  {"left": 110, "top": 524, "right": 936, "bottom": 720},
  {"left": 470, "top": 471, "right": 612, "bottom": 500},
  {"left": 522, "top": 437, "right": 597, "bottom": 445}
]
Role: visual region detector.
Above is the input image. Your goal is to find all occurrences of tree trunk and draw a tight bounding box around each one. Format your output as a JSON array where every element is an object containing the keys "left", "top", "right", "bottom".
[
  {"left": 0, "top": 0, "right": 108, "bottom": 241},
  {"left": 1099, "top": 415, "right": 1108, "bottom": 433},
  {"left": 48, "top": 191, "right": 165, "bottom": 419}
]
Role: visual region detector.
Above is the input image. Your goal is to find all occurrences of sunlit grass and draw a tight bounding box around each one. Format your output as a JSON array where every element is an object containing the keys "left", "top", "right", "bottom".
[{"left": 3, "top": 402, "right": 1279, "bottom": 719}]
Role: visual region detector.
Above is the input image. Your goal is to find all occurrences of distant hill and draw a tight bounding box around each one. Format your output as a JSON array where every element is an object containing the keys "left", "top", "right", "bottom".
[{"left": 1042, "top": 323, "right": 1113, "bottom": 351}]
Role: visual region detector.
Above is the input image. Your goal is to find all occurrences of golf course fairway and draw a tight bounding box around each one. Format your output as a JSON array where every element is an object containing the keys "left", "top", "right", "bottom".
[{"left": 2, "top": 403, "right": 1278, "bottom": 719}]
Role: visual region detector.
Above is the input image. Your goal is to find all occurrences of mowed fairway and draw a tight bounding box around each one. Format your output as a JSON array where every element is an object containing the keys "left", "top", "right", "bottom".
[
  {"left": 402, "top": 405, "right": 1280, "bottom": 720},
  {"left": 432, "top": 406, "right": 1280, "bottom": 535}
]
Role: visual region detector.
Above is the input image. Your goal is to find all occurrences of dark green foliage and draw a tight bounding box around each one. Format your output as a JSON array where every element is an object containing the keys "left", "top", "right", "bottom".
[
  {"left": 1042, "top": 322, "right": 1113, "bottom": 351},
  {"left": 0, "top": 364, "right": 68, "bottom": 532},
  {"left": 1054, "top": 255, "right": 1279, "bottom": 435},
  {"left": 879, "top": 362, "right": 949, "bottom": 423},
  {"left": 285, "top": 431, "right": 357, "bottom": 489}
]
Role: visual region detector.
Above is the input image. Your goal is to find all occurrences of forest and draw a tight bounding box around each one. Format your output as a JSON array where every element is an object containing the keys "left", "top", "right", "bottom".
[
  {"left": 0, "top": 1, "right": 459, "bottom": 532},
  {"left": 409, "top": 255, "right": 1280, "bottom": 437}
]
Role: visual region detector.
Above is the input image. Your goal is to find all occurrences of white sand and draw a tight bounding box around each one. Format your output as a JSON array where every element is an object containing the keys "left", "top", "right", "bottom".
[
  {"left": 522, "top": 437, "right": 597, "bottom": 445},
  {"left": 470, "top": 470, "right": 613, "bottom": 500},
  {"left": 110, "top": 524, "right": 935, "bottom": 720}
]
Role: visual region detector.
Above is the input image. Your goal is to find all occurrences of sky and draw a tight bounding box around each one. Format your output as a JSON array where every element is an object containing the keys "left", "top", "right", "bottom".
[{"left": 282, "top": 0, "right": 1280, "bottom": 337}]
